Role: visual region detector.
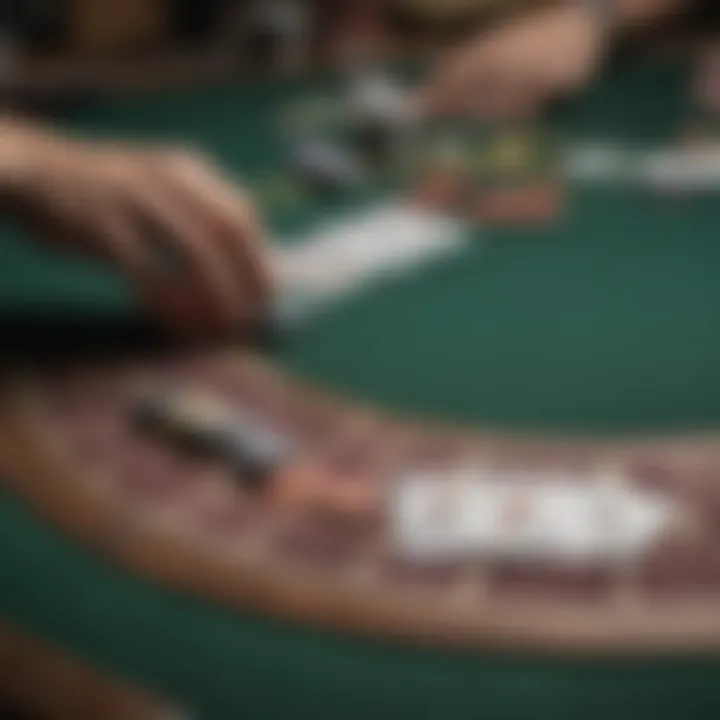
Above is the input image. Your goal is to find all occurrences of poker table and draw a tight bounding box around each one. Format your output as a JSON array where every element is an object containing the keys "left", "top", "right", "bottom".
[{"left": 3, "top": 52, "right": 720, "bottom": 720}]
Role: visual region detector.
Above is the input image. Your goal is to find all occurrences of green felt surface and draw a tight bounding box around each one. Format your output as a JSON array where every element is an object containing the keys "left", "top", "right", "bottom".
[{"left": 3, "top": 54, "right": 720, "bottom": 720}]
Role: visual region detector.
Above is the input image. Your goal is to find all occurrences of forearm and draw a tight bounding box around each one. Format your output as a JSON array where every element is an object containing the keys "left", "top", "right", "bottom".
[{"left": 0, "top": 116, "right": 61, "bottom": 193}]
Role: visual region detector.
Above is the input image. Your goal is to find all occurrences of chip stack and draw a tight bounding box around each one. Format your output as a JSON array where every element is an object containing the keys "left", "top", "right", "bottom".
[
  {"left": 347, "top": 72, "right": 417, "bottom": 166},
  {"left": 290, "top": 136, "right": 365, "bottom": 195},
  {"left": 134, "top": 390, "right": 297, "bottom": 489}
]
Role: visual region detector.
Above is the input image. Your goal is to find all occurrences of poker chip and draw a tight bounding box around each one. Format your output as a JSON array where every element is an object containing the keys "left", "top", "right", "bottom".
[
  {"left": 271, "top": 464, "right": 382, "bottom": 522},
  {"left": 290, "top": 136, "right": 365, "bottom": 194},
  {"left": 347, "top": 72, "right": 415, "bottom": 129},
  {"left": 469, "top": 183, "right": 563, "bottom": 227},
  {"left": 518, "top": 183, "right": 564, "bottom": 225},
  {"left": 412, "top": 171, "right": 466, "bottom": 212},
  {"left": 133, "top": 389, "right": 297, "bottom": 491}
]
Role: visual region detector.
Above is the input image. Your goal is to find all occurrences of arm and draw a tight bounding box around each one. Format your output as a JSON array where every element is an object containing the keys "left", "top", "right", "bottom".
[
  {"left": 419, "top": 0, "right": 695, "bottom": 118},
  {"left": 0, "top": 116, "right": 54, "bottom": 193}
]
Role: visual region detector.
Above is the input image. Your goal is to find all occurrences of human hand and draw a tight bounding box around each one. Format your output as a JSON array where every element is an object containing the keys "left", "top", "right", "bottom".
[
  {"left": 0, "top": 120, "right": 272, "bottom": 338},
  {"left": 419, "top": 4, "right": 605, "bottom": 120}
]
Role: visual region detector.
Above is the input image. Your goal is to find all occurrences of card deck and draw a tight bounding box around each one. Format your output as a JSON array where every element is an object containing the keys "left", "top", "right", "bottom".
[
  {"left": 268, "top": 202, "right": 469, "bottom": 334},
  {"left": 392, "top": 468, "right": 675, "bottom": 565}
]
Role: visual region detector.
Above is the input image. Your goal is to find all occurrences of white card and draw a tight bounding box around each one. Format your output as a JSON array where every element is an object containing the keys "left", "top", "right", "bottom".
[
  {"left": 391, "top": 468, "right": 675, "bottom": 566},
  {"left": 273, "top": 203, "right": 469, "bottom": 308},
  {"left": 636, "top": 148, "right": 720, "bottom": 191},
  {"left": 563, "top": 143, "right": 635, "bottom": 183}
]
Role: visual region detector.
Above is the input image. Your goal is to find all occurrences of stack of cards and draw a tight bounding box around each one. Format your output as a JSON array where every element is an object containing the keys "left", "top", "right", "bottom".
[
  {"left": 391, "top": 467, "right": 676, "bottom": 566},
  {"left": 637, "top": 147, "right": 720, "bottom": 192},
  {"left": 269, "top": 202, "right": 470, "bottom": 328},
  {"left": 564, "top": 141, "right": 720, "bottom": 192}
]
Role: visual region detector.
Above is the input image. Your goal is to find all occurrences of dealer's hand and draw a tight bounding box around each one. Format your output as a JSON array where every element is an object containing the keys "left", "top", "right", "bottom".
[
  {"left": 0, "top": 119, "right": 272, "bottom": 337},
  {"left": 420, "top": 3, "right": 605, "bottom": 120}
]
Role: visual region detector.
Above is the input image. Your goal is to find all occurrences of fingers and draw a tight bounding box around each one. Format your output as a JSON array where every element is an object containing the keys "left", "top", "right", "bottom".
[
  {"left": 7, "top": 130, "right": 273, "bottom": 338},
  {"left": 78, "top": 198, "right": 149, "bottom": 274},
  {"left": 54, "top": 189, "right": 228, "bottom": 336},
  {"left": 125, "top": 148, "right": 273, "bottom": 332},
  {"left": 151, "top": 152, "right": 274, "bottom": 314},
  {"left": 125, "top": 167, "right": 251, "bottom": 336},
  {"left": 74, "top": 149, "right": 270, "bottom": 337}
]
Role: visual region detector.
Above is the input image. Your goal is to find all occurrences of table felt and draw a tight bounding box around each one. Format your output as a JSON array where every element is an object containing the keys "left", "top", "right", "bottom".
[{"left": 3, "top": 53, "right": 720, "bottom": 720}]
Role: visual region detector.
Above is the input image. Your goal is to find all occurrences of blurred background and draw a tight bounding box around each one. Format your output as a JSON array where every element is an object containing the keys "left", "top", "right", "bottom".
[{"left": 0, "top": 0, "right": 556, "bottom": 111}]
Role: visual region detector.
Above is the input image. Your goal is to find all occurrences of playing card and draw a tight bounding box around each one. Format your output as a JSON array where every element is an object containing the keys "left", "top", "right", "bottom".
[
  {"left": 636, "top": 147, "right": 720, "bottom": 191},
  {"left": 391, "top": 468, "right": 676, "bottom": 565},
  {"left": 348, "top": 71, "right": 417, "bottom": 127},
  {"left": 563, "top": 142, "right": 635, "bottom": 184},
  {"left": 271, "top": 204, "right": 468, "bottom": 330},
  {"left": 271, "top": 202, "right": 469, "bottom": 318}
]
